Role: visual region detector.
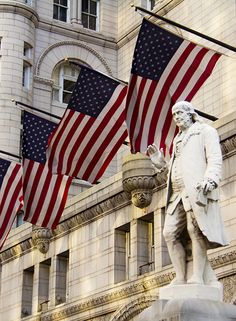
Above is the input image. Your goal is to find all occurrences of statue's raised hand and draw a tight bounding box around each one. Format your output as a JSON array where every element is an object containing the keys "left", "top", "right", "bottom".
[{"left": 147, "top": 144, "right": 166, "bottom": 169}]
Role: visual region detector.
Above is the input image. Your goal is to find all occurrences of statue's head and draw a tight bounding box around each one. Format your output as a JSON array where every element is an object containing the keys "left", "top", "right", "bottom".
[{"left": 172, "top": 101, "right": 201, "bottom": 130}]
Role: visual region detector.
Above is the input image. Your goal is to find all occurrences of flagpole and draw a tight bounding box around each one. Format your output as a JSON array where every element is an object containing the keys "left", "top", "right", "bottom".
[
  {"left": 0, "top": 150, "right": 21, "bottom": 160},
  {"left": 133, "top": 5, "right": 236, "bottom": 53},
  {"left": 68, "top": 61, "right": 128, "bottom": 86},
  {"left": 13, "top": 100, "right": 61, "bottom": 120},
  {"left": 0, "top": 149, "right": 93, "bottom": 185},
  {"left": 194, "top": 109, "right": 218, "bottom": 121}
]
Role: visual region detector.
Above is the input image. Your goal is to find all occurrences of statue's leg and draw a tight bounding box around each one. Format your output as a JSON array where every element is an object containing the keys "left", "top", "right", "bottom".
[
  {"left": 186, "top": 211, "right": 207, "bottom": 284},
  {"left": 163, "top": 203, "right": 187, "bottom": 285},
  {"left": 204, "top": 259, "right": 219, "bottom": 286}
]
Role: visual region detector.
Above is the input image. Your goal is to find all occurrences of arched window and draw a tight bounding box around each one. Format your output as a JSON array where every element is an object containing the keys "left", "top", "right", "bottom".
[{"left": 52, "top": 60, "right": 83, "bottom": 104}]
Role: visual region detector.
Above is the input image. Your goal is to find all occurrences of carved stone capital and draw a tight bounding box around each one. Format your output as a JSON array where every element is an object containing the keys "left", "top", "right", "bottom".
[
  {"left": 32, "top": 226, "right": 52, "bottom": 254},
  {"left": 122, "top": 153, "right": 156, "bottom": 208}
]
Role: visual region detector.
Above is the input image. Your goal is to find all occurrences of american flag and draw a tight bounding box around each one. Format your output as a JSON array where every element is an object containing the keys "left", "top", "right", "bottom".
[
  {"left": 46, "top": 65, "right": 128, "bottom": 184},
  {"left": 126, "top": 18, "right": 221, "bottom": 154},
  {"left": 0, "top": 158, "right": 23, "bottom": 249},
  {"left": 22, "top": 112, "right": 72, "bottom": 229}
]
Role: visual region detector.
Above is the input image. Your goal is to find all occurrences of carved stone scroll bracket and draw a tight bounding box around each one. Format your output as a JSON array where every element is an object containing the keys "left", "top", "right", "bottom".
[
  {"left": 122, "top": 153, "right": 156, "bottom": 208},
  {"left": 32, "top": 226, "right": 52, "bottom": 254}
]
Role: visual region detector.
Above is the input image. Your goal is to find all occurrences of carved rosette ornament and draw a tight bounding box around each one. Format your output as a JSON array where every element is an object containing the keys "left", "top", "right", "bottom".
[
  {"left": 32, "top": 226, "right": 52, "bottom": 253},
  {"left": 122, "top": 153, "right": 156, "bottom": 208}
]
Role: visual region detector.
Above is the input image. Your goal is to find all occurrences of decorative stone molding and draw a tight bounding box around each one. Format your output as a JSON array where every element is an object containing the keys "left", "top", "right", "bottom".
[
  {"left": 210, "top": 251, "right": 236, "bottom": 268},
  {"left": 33, "top": 76, "right": 54, "bottom": 86},
  {"left": 52, "top": 191, "right": 130, "bottom": 237},
  {"left": 221, "top": 135, "right": 236, "bottom": 157},
  {"left": 40, "top": 272, "right": 173, "bottom": 321},
  {"left": 109, "top": 295, "right": 158, "bottom": 321},
  {"left": 35, "top": 41, "right": 113, "bottom": 78},
  {"left": 122, "top": 153, "right": 156, "bottom": 208},
  {"left": 32, "top": 226, "right": 52, "bottom": 254},
  {"left": 220, "top": 274, "right": 236, "bottom": 304},
  {"left": 0, "top": 239, "right": 33, "bottom": 263}
]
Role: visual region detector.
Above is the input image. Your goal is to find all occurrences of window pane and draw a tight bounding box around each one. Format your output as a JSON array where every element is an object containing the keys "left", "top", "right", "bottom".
[
  {"left": 53, "top": 5, "right": 59, "bottom": 19},
  {"left": 63, "top": 92, "right": 71, "bottom": 104},
  {"left": 54, "top": 0, "right": 59, "bottom": 4},
  {"left": 90, "top": 0, "right": 97, "bottom": 15},
  {"left": 60, "top": 0, "right": 67, "bottom": 6},
  {"left": 82, "top": 0, "right": 88, "bottom": 12},
  {"left": 151, "top": 0, "right": 155, "bottom": 9},
  {"left": 82, "top": 14, "right": 89, "bottom": 28},
  {"left": 89, "top": 16, "right": 96, "bottom": 30},
  {"left": 64, "top": 79, "right": 75, "bottom": 92},
  {"left": 60, "top": 7, "right": 67, "bottom": 22}
]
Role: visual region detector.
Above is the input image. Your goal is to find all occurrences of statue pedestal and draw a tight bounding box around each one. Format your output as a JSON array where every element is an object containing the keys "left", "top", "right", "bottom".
[
  {"left": 134, "top": 285, "right": 236, "bottom": 321},
  {"left": 159, "top": 283, "right": 223, "bottom": 301}
]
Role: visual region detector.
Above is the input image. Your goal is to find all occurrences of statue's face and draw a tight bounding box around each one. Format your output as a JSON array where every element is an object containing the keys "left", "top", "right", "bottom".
[{"left": 172, "top": 107, "right": 193, "bottom": 130}]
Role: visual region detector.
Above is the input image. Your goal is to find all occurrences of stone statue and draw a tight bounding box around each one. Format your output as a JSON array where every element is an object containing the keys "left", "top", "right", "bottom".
[{"left": 148, "top": 101, "right": 228, "bottom": 286}]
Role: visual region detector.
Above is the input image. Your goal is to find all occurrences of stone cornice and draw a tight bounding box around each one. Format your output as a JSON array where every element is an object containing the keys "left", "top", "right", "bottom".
[
  {"left": 0, "top": 1, "right": 39, "bottom": 26},
  {"left": 52, "top": 191, "right": 131, "bottom": 238},
  {"left": 0, "top": 238, "right": 33, "bottom": 263}
]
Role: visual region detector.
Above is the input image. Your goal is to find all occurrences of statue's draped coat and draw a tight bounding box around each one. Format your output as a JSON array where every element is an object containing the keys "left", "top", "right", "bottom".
[{"left": 166, "top": 121, "right": 228, "bottom": 247}]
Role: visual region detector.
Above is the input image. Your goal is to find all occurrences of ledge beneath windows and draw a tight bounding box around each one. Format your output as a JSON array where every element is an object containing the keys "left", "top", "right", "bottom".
[{"left": 38, "top": 18, "right": 118, "bottom": 51}]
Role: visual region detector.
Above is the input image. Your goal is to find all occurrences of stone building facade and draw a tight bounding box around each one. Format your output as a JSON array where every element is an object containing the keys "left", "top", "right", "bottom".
[{"left": 0, "top": 0, "right": 236, "bottom": 320}]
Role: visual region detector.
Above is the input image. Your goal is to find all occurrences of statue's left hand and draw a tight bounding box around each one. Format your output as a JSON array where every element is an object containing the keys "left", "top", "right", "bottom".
[{"left": 196, "top": 179, "right": 217, "bottom": 195}]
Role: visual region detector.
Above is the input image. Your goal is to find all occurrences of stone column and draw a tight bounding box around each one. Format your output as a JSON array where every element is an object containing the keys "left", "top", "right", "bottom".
[
  {"left": 0, "top": 2, "right": 38, "bottom": 155},
  {"left": 70, "top": 0, "right": 82, "bottom": 25}
]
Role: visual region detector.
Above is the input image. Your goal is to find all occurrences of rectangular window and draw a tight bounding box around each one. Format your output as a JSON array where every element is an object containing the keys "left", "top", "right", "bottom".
[
  {"left": 55, "top": 251, "right": 69, "bottom": 305},
  {"left": 22, "top": 62, "right": 31, "bottom": 89},
  {"left": 16, "top": 210, "right": 24, "bottom": 227},
  {"left": 63, "top": 78, "right": 76, "bottom": 104},
  {"left": 21, "top": 267, "right": 34, "bottom": 317},
  {"left": 23, "top": 42, "right": 32, "bottom": 59},
  {"left": 147, "top": 0, "right": 156, "bottom": 10},
  {"left": 137, "top": 213, "right": 155, "bottom": 275},
  {"left": 114, "top": 223, "right": 130, "bottom": 283},
  {"left": 38, "top": 259, "right": 51, "bottom": 312},
  {"left": 53, "top": 0, "right": 69, "bottom": 22},
  {"left": 140, "top": 0, "right": 155, "bottom": 10},
  {"left": 82, "top": 0, "right": 99, "bottom": 31},
  {"left": 25, "top": 0, "right": 32, "bottom": 5}
]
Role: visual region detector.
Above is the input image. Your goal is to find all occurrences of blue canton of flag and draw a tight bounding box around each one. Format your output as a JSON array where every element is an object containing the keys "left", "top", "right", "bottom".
[
  {"left": 0, "top": 159, "right": 11, "bottom": 188},
  {"left": 22, "top": 112, "right": 57, "bottom": 164},
  {"left": 46, "top": 65, "right": 128, "bottom": 183},
  {"left": 68, "top": 67, "right": 119, "bottom": 116},
  {"left": 22, "top": 112, "right": 72, "bottom": 229},
  {"left": 0, "top": 157, "right": 23, "bottom": 249},
  {"left": 126, "top": 18, "right": 221, "bottom": 154}
]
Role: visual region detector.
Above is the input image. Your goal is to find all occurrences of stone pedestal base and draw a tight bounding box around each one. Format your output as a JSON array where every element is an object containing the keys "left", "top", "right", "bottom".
[
  {"left": 134, "top": 298, "right": 236, "bottom": 321},
  {"left": 159, "top": 283, "right": 223, "bottom": 301}
]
